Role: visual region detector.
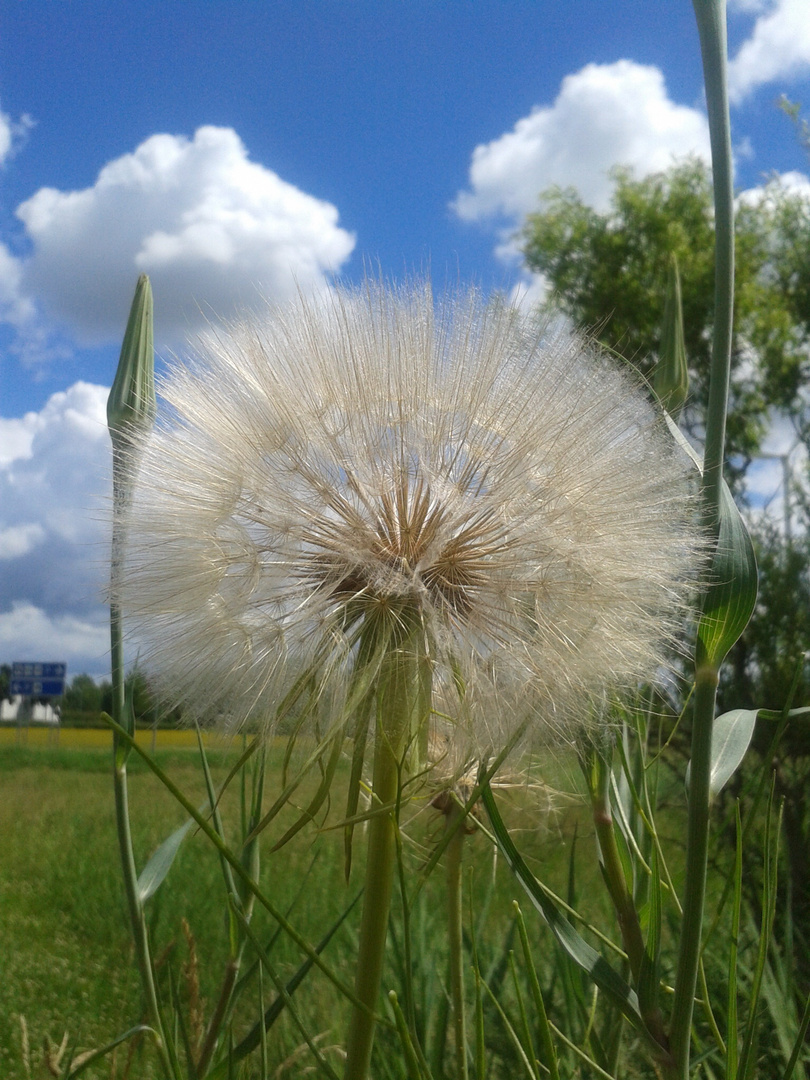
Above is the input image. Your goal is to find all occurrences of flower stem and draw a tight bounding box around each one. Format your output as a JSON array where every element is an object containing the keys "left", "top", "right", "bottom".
[
  {"left": 344, "top": 622, "right": 428, "bottom": 1080},
  {"left": 670, "top": 3, "right": 734, "bottom": 1075},
  {"left": 669, "top": 667, "right": 719, "bottom": 1075},
  {"left": 110, "top": 464, "right": 175, "bottom": 1080},
  {"left": 445, "top": 802, "right": 469, "bottom": 1080}
]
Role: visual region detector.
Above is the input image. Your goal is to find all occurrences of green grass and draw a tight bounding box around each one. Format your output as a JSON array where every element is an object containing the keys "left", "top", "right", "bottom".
[
  {"left": 0, "top": 739, "right": 724, "bottom": 1080},
  {"left": 0, "top": 743, "right": 602, "bottom": 1079}
]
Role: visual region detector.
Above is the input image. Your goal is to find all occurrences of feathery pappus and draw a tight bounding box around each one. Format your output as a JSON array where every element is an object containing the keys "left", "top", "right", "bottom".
[{"left": 117, "top": 281, "right": 700, "bottom": 746}]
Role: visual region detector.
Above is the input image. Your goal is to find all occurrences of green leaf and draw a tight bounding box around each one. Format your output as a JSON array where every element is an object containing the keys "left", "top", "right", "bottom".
[
  {"left": 65, "top": 1026, "right": 154, "bottom": 1079},
  {"left": 137, "top": 817, "right": 194, "bottom": 903},
  {"left": 223, "top": 889, "right": 362, "bottom": 1067},
  {"left": 270, "top": 726, "right": 344, "bottom": 852},
  {"left": 637, "top": 843, "right": 662, "bottom": 1021},
  {"left": 739, "top": 784, "right": 782, "bottom": 1080},
  {"left": 481, "top": 783, "right": 660, "bottom": 1044},
  {"left": 685, "top": 707, "right": 757, "bottom": 798},
  {"left": 388, "top": 992, "right": 427, "bottom": 1080},
  {"left": 781, "top": 990, "right": 810, "bottom": 1080},
  {"left": 726, "top": 804, "right": 742, "bottom": 1080},
  {"left": 696, "top": 479, "right": 758, "bottom": 670},
  {"left": 514, "top": 902, "right": 560, "bottom": 1080}
]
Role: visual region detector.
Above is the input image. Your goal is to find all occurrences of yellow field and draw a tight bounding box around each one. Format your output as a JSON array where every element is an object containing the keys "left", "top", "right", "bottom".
[{"left": 0, "top": 724, "right": 231, "bottom": 749}]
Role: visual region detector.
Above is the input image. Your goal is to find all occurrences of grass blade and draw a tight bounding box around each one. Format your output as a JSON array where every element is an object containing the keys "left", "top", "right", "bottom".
[{"left": 482, "top": 780, "right": 664, "bottom": 1051}]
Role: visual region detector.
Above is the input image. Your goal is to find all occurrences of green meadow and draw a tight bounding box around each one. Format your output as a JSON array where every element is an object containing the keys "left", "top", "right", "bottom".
[{"left": 2, "top": 735, "right": 613, "bottom": 1080}]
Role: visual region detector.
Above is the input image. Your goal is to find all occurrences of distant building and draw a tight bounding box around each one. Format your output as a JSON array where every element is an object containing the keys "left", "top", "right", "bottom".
[{"left": 0, "top": 696, "right": 60, "bottom": 725}]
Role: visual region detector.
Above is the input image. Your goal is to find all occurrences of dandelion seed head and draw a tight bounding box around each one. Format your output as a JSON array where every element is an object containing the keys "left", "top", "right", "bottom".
[{"left": 119, "top": 281, "right": 700, "bottom": 744}]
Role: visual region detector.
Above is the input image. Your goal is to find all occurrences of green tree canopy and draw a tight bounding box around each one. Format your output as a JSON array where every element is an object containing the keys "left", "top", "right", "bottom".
[{"left": 521, "top": 158, "right": 810, "bottom": 473}]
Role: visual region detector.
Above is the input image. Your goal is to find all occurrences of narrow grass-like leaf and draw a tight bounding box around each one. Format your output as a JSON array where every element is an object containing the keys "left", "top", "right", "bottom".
[
  {"left": 482, "top": 782, "right": 664, "bottom": 1049},
  {"left": 64, "top": 1027, "right": 153, "bottom": 1079},
  {"left": 100, "top": 712, "right": 374, "bottom": 1017},
  {"left": 195, "top": 725, "right": 239, "bottom": 915},
  {"left": 685, "top": 708, "right": 757, "bottom": 798},
  {"left": 410, "top": 723, "right": 529, "bottom": 904},
  {"left": 221, "top": 888, "right": 362, "bottom": 1066},
  {"left": 513, "top": 902, "right": 560, "bottom": 1080},
  {"left": 270, "top": 726, "right": 344, "bottom": 852},
  {"left": 696, "top": 479, "right": 758, "bottom": 669},
  {"left": 231, "top": 902, "right": 342, "bottom": 1080},
  {"left": 388, "top": 992, "right": 427, "bottom": 1080},
  {"left": 726, "top": 803, "right": 742, "bottom": 1080},
  {"left": 137, "top": 817, "right": 195, "bottom": 903},
  {"left": 508, "top": 950, "right": 539, "bottom": 1078},
  {"left": 781, "top": 991, "right": 810, "bottom": 1080},
  {"left": 344, "top": 688, "right": 375, "bottom": 881},
  {"left": 480, "top": 977, "right": 539, "bottom": 1079},
  {"left": 738, "top": 783, "right": 782, "bottom": 1080},
  {"left": 169, "top": 964, "right": 199, "bottom": 1080},
  {"left": 546, "top": 1020, "right": 617, "bottom": 1080},
  {"left": 258, "top": 964, "right": 268, "bottom": 1080},
  {"left": 470, "top": 892, "right": 487, "bottom": 1080},
  {"left": 209, "top": 735, "right": 261, "bottom": 819},
  {"left": 638, "top": 842, "right": 662, "bottom": 1022},
  {"left": 760, "top": 901, "right": 808, "bottom": 1080}
]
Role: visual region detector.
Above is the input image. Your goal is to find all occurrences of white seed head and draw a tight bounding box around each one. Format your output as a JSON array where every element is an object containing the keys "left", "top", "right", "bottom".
[{"left": 119, "top": 281, "right": 700, "bottom": 744}]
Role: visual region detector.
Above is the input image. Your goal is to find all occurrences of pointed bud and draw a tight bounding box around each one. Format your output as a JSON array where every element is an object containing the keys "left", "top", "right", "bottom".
[
  {"left": 654, "top": 253, "right": 689, "bottom": 420},
  {"left": 107, "top": 274, "right": 156, "bottom": 447}
]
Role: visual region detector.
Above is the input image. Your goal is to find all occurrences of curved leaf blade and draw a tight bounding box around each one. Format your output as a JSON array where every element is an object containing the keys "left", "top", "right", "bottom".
[
  {"left": 137, "top": 818, "right": 194, "bottom": 903},
  {"left": 685, "top": 707, "right": 758, "bottom": 798},
  {"left": 482, "top": 782, "right": 663, "bottom": 1046},
  {"left": 697, "top": 480, "right": 757, "bottom": 670}
]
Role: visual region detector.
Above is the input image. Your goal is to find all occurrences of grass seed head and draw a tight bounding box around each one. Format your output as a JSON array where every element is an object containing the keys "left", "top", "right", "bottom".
[{"left": 118, "top": 281, "right": 700, "bottom": 748}]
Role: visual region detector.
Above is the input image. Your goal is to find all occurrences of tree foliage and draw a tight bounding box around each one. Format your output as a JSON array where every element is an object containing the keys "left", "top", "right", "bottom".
[{"left": 521, "top": 158, "right": 810, "bottom": 472}]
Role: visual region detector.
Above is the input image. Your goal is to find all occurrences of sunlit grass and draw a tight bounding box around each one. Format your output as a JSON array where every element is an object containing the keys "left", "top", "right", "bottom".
[{"left": 1, "top": 744, "right": 609, "bottom": 1079}]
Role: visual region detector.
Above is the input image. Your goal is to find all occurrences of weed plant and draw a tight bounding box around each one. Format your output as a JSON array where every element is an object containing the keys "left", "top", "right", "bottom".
[{"left": 6, "top": 3, "right": 810, "bottom": 1079}]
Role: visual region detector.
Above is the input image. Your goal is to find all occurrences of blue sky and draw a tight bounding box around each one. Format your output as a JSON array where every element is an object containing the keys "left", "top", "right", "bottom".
[{"left": 1, "top": 0, "right": 809, "bottom": 679}]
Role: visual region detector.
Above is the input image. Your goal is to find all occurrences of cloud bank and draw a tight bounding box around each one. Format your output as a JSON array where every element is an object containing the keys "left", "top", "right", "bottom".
[
  {"left": 452, "top": 60, "right": 711, "bottom": 304},
  {"left": 453, "top": 61, "right": 711, "bottom": 226},
  {"left": 728, "top": 0, "right": 810, "bottom": 102},
  {"left": 11, "top": 125, "right": 356, "bottom": 347},
  {"left": 0, "top": 382, "right": 112, "bottom": 678}
]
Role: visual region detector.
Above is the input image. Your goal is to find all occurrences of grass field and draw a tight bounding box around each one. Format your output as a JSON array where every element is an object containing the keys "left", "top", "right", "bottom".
[{"left": 2, "top": 733, "right": 609, "bottom": 1080}]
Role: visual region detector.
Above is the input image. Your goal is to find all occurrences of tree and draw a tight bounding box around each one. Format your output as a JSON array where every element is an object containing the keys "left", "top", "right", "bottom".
[
  {"left": 64, "top": 673, "right": 103, "bottom": 713},
  {"left": 521, "top": 158, "right": 810, "bottom": 477}
]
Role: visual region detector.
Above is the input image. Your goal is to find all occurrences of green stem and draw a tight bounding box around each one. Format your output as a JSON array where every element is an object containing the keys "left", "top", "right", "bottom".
[
  {"left": 446, "top": 803, "right": 469, "bottom": 1080},
  {"left": 110, "top": 460, "right": 175, "bottom": 1079},
  {"left": 585, "top": 746, "right": 669, "bottom": 1056},
  {"left": 344, "top": 622, "right": 427, "bottom": 1080},
  {"left": 671, "top": 3, "right": 734, "bottom": 1075},
  {"left": 669, "top": 667, "right": 719, "bottom": 1075},
  {"left": 588, "top": 750, "right": 647, "bottom": 983}
]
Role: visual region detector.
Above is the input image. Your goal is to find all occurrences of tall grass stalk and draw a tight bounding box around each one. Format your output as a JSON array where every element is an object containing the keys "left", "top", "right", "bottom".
[
  {"left": 445, "top": 801, "right": 469, "bottom": 1080},
  {"left": 670, "top": 2, "right": 736, "bottom": 1075},
  {"left": 107, "top": 275, "right": 175, "bottom": 1077}
]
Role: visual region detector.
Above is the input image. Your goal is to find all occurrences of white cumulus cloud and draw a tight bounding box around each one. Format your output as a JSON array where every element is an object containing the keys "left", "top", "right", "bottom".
[
  {"left": 0, "top": 602, "right": 110, "bottom": 679},
  {"left": 0, "top": 382, "right": 112, "bottom": 676},
  {"left": 14, "top": 125, "right": 356, "bottom": 345},
  {"left": 0, "top": 524, "right": 46, "bottom": 560},
  {"left": 737, "top": 169, "right": 810, "bottom": 209},
  {"left": 728, "top": 0, "right": 810, "bottom": 103},
  {"left": 452, "top": 61, "right": 710, "bottom": 226},
  {"left": 0, "top": 99, "right": 33, "bottom": 168}
]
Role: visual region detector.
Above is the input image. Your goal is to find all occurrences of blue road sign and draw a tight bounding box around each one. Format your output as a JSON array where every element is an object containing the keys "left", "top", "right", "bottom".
[
  {"left": 11, "top": 662, "right": 67, "bottom": 697},
  {"left": 11, "top": 678, "right": 66, "bottom": 696}
]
